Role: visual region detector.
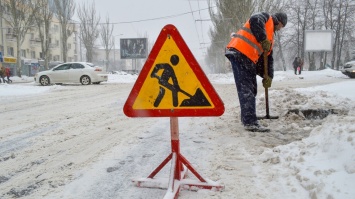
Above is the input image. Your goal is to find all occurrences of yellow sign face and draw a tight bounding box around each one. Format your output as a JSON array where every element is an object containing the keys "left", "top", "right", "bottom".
[
  {"left": 4, "top": 57, "right": 17, "bottom": 63},
  {"left": 124, "top": 24, "right": 224, "bottom": 117},
  {"left": 132, "top": 36, "right": 213, "bottom": 110}
]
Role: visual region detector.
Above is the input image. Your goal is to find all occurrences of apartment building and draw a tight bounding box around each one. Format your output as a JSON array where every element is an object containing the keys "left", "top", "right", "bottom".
[{"left": 0, "top": 2, "right": 78, "bottom": 76}]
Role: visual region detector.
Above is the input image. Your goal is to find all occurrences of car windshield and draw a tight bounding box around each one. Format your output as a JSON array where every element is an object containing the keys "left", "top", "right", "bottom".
[
  {"left": 344, "top": 63, "right": 355, "bottom": 68},
  {"left": 53, "top": 64, "right": 70, "bottom": 70},
  {"left": 86, "top": 63, "right": 99, "bottom": 68}
]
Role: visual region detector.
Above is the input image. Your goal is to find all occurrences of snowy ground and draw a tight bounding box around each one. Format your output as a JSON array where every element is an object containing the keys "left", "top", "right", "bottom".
[{"left": 0, "top": 69, "right": 354, "bottom": 199}]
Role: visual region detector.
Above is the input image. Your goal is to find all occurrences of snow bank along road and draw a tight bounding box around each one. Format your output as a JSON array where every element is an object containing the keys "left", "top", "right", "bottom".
[{"left": 0, "top": 76, "right": 347, "bottom": 198}]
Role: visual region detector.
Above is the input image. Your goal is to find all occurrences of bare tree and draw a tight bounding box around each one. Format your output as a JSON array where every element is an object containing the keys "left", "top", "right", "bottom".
[
  {"left": 207, "top": 0, "right": 256, "bottom": 73},
  {"left": 279, "top": 0, "right": 355, "bottom": 70},
  {"left": 2, "top": 0, "right": 39, "bottom": 77},
  {"left": 334, "top": 0, "right": 352, "bottom": 69},
  {"left": 100, "top": 15, "right": 114, "bottom": 71},
  {"left": 303, "top": 0, "right": 320, "bottom": 71},
  {"left": 54, "top": 0, "right": 75, "bottom": 63},
  {"left": 34, "top": 0, "right": 53, "bottom": 70},
  {"left": 77, "top": 1, "right": 100, "bottom": 62}
]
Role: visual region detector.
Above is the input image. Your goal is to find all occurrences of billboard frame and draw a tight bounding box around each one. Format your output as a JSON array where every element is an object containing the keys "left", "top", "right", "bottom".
[
  {"left": 304, "top": 30, "right": 333, "bottom": 52},
  {"left": 120, "top": 38, "right": 148, "bottom": 59}
]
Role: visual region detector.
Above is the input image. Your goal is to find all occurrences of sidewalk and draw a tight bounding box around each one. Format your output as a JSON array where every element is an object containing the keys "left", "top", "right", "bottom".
[{"left": 1, "top": 76, "right": 35, "bottom": 84}]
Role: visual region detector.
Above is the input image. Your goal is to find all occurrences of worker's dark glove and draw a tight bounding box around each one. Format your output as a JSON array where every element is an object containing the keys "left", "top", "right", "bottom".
[
  {"left": 262, "top": 77, "right": 272, "bottom": 88},
  {"left": 261, "top": 39, "right": 271, "bottom": 52}
]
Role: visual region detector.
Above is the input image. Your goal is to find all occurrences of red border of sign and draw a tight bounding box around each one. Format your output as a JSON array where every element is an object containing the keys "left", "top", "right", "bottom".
[{"left": 123, "top": 24, "right": 224, "bottom": 117}]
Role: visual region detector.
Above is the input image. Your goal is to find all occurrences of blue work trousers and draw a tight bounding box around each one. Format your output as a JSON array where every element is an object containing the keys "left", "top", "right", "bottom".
[{"left": 228, "top": 53, "right": 258, "bottom": 126}]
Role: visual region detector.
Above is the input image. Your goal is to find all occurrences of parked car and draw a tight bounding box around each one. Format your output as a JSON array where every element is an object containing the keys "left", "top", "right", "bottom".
[
  {"left": 341, "top": 61, "right": 355, "bottom": 78},
  {"left": 35, "top": 62, "right": 108, "bottom": 86}
]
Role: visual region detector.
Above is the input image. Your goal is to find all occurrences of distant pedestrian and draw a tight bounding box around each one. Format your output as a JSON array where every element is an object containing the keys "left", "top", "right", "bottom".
[
  {"left": 0, "top": 66, "right": 7, "bottom": 83},
  {"left": 293, "top": 57, "right": 303, "bottom": 75},
  {"left": 298, "top": 58, "right": 304, "bottom": 75},
  {"left": 5, "top": 67, "right": 12, "bottom": 83},
  {"left": 293, "top": 57, "right": 299, "bottom": 75}
]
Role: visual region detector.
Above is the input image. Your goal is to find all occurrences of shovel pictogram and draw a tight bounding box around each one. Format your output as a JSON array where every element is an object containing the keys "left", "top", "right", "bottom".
[{"left": 179, "top": 88, "right": 211, "bottom": 107}]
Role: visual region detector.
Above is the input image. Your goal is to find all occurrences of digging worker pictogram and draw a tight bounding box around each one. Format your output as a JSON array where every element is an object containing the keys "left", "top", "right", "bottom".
[
  {"left": 151, "top": 54, "right": 181, "bottom": 107},
  {"left": 150, "top": 54, "right": 211, "bottom": 108}
]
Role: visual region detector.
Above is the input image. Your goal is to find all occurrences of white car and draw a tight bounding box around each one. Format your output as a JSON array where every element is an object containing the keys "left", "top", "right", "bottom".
[
  {"left": 35, "top": 62, "right": 108, "bottom": 86},
  {"left": 341, "top": 61, "right": 355, "bottom": 78}
]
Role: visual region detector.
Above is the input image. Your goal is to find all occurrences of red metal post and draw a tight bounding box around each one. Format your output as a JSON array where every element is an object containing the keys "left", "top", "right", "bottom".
[{"left": 170, "top": 117, "right": 183, "bottom": 180}]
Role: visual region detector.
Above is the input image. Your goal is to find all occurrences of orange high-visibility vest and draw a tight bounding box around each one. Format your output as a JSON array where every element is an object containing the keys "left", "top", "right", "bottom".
[{"left": 227, "top": 16, "right": 274, "bottom": 64}]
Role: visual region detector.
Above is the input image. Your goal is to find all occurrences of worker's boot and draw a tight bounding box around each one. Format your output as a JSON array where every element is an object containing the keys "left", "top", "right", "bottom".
[{"left": 244, "top": 124, "right": 270, "bottom": 132}]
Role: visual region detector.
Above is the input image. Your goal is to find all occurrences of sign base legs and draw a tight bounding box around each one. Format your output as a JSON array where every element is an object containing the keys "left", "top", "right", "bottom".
[{"left": 132, "top": 117, "right": 224, "bottom": 198}]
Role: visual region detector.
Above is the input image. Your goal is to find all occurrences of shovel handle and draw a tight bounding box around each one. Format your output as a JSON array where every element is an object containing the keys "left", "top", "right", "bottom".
[
  {"left": 263, "top": 53, "right": 268, "bottom": 79},
  {"left": 263, "top": 53, "right": 270, "bottom": 117},
  {"left": 178, "top": 88, "right": 193, "bottom": 98}
]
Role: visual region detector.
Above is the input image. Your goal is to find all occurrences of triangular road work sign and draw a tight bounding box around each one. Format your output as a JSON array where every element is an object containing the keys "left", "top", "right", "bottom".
[{"left": 123, "top": 24, "right": 224, "bottom": 117}]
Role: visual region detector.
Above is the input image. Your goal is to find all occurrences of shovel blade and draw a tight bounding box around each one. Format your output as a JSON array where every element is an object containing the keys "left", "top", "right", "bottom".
[{"left": 180, "top": 88, "right": 211, "bottom": 107}]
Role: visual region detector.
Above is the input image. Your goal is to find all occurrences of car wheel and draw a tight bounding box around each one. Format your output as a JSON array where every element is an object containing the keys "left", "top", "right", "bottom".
[
  {"left": 80, "top": 75, "right": 91, "bottom": 85},
  {"left": 92, "top": 82, "right": 101, "bottom": 84},
  {"left": 40, "top": 76, "right": 50, "bottom": 86}
]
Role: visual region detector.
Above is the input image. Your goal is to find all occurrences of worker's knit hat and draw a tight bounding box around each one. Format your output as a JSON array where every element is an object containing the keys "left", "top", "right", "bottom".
[{"left": 273, "top": 12, "right": 287, "bottom": 27}]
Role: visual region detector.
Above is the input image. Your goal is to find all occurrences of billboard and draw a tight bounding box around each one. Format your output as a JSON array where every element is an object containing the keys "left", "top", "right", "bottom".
[
  {"left": 120, "top": 38, "right": 148, "bottom": 59},
  {"left": 304, "top": 30, "right": 333, "bottom": 52}
]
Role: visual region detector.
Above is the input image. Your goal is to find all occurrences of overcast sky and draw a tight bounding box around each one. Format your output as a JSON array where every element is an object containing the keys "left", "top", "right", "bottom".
[{"left": 74, "top": 0, "right": 213, "bottom": 61}]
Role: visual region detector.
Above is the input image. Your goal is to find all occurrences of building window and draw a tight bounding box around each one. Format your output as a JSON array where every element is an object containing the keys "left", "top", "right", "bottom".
[
  {"left": 21, "top": 49, "right": 26, "bottom": 57},
  {"left": 68, "top": 43, "right": 71, "bottom": 49},
  {"left": 31, "top": 51, "right": 36, "bottom": 59},
  {"left": 7, "top": 47, "right": 14, "bottom": 56},
  {"left": 53, "top": 55, "right": 60, "bottom": 61},
  {"left": 8, "top": 47, "right": 13, "bottom": 56}
]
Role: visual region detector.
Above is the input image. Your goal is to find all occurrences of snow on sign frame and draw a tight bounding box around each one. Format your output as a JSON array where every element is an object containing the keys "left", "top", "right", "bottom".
[
  {"left": 304, "top": 30, "right": 333, "bottom": 52},
  {"left": 123, "top": 24, "right": 225, "bottom": 117}
]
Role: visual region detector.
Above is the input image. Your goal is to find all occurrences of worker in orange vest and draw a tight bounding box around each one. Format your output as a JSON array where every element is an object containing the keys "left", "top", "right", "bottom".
[{"left": 225, "top": 12, "right": 287, "bottom": 132}]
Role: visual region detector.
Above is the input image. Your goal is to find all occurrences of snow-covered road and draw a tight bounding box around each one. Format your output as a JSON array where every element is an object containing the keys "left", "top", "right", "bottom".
[{"left": 0, "top": 71, "right": 354, "bottom": 199}]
